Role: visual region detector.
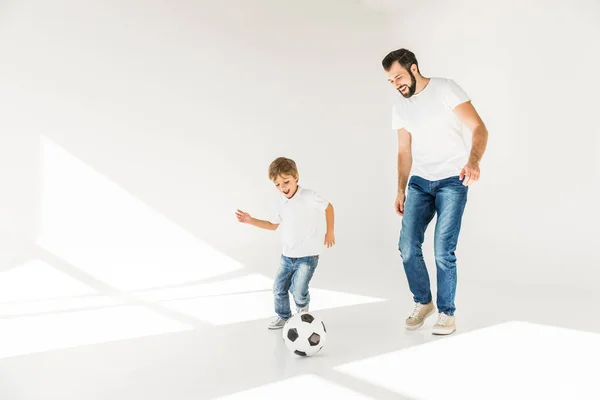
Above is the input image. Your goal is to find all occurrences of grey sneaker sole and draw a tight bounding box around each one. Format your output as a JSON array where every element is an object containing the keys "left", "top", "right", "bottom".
[
  {"left": 268, "top": 325, "right": 285, "bottom": 330},
  {"left": 432, "top": 326, "right": 456, "bottom": 335},
  {"left": 405, "top": 307, "right": 436, "bottom": 330}
]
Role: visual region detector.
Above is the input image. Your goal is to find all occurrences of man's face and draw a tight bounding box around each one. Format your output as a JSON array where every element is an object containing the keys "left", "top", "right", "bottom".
[{"left": 386, "top": 61, "right": 417, "bottom": 98}]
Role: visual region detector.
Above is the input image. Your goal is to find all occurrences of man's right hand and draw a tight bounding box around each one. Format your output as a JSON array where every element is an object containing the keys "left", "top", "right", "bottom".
[{"left": 395, "top": 191, "right": 406, "bottom": 216}]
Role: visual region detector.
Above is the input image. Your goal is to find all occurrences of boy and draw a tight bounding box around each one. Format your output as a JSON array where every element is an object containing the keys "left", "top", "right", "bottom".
[{"left": 236, "top": 157, "right": 335, "bottom": 329}]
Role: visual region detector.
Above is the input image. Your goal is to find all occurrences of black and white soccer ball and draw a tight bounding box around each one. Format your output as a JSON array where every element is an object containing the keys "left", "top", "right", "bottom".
[{"left": 282, "top": 312, "right": 327, "bottom": 357}]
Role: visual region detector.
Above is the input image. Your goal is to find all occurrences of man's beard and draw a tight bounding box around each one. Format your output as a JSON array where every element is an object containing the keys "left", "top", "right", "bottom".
[{"left": 398, "top": 69, "right": 417, "bottom": 98}]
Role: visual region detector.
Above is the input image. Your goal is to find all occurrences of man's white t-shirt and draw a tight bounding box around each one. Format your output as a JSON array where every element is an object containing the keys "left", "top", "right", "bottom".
[
  {"left": 269, "top": 186, "right": 329, "bottom": 258},
  {"left": 392, "top": 77, "right": 471, "bottom": 181}
]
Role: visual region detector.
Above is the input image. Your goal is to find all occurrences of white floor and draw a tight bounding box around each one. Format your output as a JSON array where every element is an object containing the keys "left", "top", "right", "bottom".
[
  {"left": 1, "top": 137, "right": 598, "bottom": 399},
  {"left": 0, "top": 250, "right": 598, "bottom": 400}
]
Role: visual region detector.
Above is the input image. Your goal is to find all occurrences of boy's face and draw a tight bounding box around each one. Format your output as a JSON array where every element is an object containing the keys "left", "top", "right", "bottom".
[{"left": 273, "top": 174, "right": 299, "bottom": 198}]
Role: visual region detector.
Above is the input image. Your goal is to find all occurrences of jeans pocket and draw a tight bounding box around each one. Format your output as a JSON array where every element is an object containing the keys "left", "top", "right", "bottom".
[{"left": 310, "top": 255, "right": 319, "bottom": 268}]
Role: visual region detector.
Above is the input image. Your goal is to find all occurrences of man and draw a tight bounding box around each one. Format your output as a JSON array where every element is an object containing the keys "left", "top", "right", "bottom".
[{"left": 382, "top": 48, "right": 488, "bottom": 335}]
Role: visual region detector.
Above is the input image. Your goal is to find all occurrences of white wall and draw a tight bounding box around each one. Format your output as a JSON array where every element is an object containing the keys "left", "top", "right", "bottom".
[
  {"left": 1, "top": 0, "right": 597, "bottom": 298},
  {"left": 0, "top": 0, "right": 401, "bottom": 295},
  {"left": 377, "top": 0, "right": 600, "bottom": 289}
]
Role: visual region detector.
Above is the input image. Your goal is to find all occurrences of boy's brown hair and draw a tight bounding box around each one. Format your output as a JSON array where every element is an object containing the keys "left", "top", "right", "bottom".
[{"left": 268, "top": 157, "right": 298, "bottom": 181}]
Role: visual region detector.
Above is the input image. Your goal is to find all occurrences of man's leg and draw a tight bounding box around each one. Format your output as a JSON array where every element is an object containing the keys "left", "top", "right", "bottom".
[
  {"left": 290, "top": 255, "right": 319, "bottom": 313},
  {"left": 433, "top": 176, "right": 468, "bottom": 328},
  {"left": 399, "top": 176, "right": 437, "bottom": 329},
  {"left": 270, "top": 255, "right": 294, "bottom": 329},
  {"left": 399, "top": 176, "right": 437, "bottom": 305}
]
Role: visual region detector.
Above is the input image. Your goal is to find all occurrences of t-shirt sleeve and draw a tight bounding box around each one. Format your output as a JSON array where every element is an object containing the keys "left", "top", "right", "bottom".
[
  {"left": 444, "top": 79, "right": 470, "bottom": 109},
  {"left": 391, "top": 104, "right": 406, "bottom": 130},
  {"left": 309, "top": 190, "right": 329, "bottom": 211},
  {"left": 269, "top": 200, "right": 282, "bottom": 225}
]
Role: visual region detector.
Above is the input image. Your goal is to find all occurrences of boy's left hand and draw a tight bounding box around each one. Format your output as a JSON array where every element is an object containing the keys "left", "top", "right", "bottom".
[{"left": 324, "top": 231, "right": 335, "bottom": 248}]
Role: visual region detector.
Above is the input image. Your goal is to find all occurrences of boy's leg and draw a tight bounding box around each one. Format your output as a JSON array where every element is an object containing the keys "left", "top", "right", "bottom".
[
  {"left": 289, "top": 255, "right": 319, "bottom": 312},
  {"left": 433, "top": 176, "right": 468, "bottom": 320},
  {"left": 273, "top": 255, "right": 294, "bottom": 320}
]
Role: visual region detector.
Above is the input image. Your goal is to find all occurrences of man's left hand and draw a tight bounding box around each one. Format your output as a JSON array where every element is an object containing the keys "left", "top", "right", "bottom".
[{"left": 459, "top": 161, "right": 480, "bottom": 186}]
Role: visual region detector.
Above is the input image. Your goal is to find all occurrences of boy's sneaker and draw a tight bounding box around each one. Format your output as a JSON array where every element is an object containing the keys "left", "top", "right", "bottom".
[
  {"left": 268, "top": 316, "right": 287, "bottom": 330},
  {"left": 432, "top": 313, "right": 456, "bottom": 335},
  {"left": 405, "top": 301, "right": 435, "bottom": 330},
  {"left": 296, "top": 305, "right": 309, "bottom": 313}
]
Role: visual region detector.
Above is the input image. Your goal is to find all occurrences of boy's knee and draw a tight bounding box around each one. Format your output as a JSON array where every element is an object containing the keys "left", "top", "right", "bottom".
[
  {"left": 291, "top": 290, "right": 309, "bottom": 306},
  {"left": 290, "top": 286, "right": 300, "bottom": 299},
  {"left": 290, "top": 284, "right": 309, "bottom": 300},
  {"left": 273, "top": 283, "right": 288, "bottom": 297}
]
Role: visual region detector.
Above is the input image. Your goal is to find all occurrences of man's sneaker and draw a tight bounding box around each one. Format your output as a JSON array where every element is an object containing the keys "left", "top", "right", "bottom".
[
  {"left": 296, "top": 305, "right": 309, "bottom": 313},
  {"left": 432, "top": 313, "right": 456, "bottom": 335},
  {"left": 268, "top": 316, "right": 287, "bottom": 330},
  {"left": 405, "top": 301, "right": 435, "bottom": 330}
]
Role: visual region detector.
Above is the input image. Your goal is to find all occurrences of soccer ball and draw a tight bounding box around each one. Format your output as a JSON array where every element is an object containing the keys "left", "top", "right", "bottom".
[{"left": 282, "top": 312, "right": 327, "bottom": 357}]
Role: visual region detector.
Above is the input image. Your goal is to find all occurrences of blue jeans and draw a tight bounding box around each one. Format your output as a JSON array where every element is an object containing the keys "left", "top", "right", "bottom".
[
  {"left": 273, "top": 255, "right": 319, "bottom": 320},
  {"left": 399, "top": 175, "right": 468, "bottom": 316}
]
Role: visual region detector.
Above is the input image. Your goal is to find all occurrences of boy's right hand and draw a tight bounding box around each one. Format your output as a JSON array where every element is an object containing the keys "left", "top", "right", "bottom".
[{"left": 236, "top": 209, "right": 253, "bottom": 224}]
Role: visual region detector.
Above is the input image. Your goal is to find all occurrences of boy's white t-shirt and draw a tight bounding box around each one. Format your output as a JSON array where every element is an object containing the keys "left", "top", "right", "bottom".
[
  {"left": 392, "top": 77, "right": 471, "bottom": 181},
  {"left": 270, "top": 186, "right": 329, "bottom": 258}
]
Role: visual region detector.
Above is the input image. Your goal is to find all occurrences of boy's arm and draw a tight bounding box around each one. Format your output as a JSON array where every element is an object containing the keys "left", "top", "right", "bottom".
[
  {"left": 236, "top": 209, "right": 279, "bottom": 230},
  {"left": 325, "top": 203, "right": 334, "bottom": 233},
  {"left": 249, "top": 218, "right": 279, "bottom": 231},
  {"left": 324, "top": 203, "right": 335, "bottom": 247}
]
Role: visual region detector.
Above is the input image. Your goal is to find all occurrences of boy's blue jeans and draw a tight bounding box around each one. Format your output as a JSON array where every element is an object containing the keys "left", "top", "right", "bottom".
[
  {"left": 399, "top": 175, "right": 468, "bottom": 317},
  {"left": 273, "top": 255, "right": 319, "bottom": 320}
]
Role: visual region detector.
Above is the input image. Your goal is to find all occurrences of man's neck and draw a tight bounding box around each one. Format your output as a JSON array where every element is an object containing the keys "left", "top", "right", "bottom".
[{"left": 414, "top": 76, "right": 431, "bottom": 95}]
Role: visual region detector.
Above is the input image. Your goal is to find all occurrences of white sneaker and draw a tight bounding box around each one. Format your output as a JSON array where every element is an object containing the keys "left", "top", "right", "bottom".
[
  {"left": 405, "top": 302, "right": 435, "bottom": 330},
  {"left": 296, "top": 305, "right": 309, "bottom": 313},
  {"left": 268, "top": 316, "right": 287, "bottom": 330},
  {"left": 432, "top": 313, "right": 456, "bottom": 335}
]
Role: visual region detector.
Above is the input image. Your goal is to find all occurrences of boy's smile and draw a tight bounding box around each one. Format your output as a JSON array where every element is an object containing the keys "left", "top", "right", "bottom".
[{"left": 273, "top": 174, "right": 299, "bottom": 199}]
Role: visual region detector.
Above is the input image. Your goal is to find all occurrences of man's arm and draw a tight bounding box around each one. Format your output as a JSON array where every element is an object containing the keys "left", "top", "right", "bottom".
[
  {"left": 454, "top": 101, "right": 488, "bottom": 185},
  {"left": 396, "top": 128, "right": 412, "bottom": 216}
]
